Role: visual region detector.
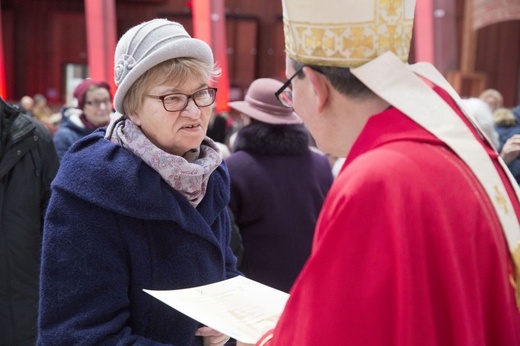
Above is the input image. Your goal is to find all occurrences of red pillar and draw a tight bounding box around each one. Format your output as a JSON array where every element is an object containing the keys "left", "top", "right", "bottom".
[
  {"left": 0, "top": 8, "right": 7, "bottom": 100},
  {"left": 414, "top": 0, "right": 435, "bottom": 64},
  {"left": 84, "top": 0, "right": 117, "bottom": 96},
  {"left": 192, "top": 0, "right": 230, "bottom": 113}
]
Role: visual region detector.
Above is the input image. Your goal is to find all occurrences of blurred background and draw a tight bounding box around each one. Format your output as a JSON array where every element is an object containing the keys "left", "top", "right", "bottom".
[{"left": 1, "top": 0, "right": 519, "bottom": 111}]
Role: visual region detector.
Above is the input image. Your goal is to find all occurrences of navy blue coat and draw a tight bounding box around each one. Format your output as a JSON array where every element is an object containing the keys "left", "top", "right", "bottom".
[{"left": 38, "top": 129, "right": 240, "bottom": 345}]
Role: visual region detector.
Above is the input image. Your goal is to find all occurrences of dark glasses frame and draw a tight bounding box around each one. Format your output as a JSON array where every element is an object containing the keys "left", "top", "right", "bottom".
[
  {"left": 145, "top": 87, "right": 218, "bottom": 112},
  {"left": 275, "top": 65, "right": 324, "bottom": 108},
  {"left": 274, "top": 66, "right": 305, "bottom": 108}
]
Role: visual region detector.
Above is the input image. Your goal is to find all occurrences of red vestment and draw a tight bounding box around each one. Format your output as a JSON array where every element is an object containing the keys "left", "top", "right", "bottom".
[{"left": 260, "top": 88, "right": 520, "bottom": 345}]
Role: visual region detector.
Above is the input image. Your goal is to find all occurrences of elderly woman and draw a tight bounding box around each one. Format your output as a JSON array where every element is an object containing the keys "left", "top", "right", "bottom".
[
  {"left": 53, "top": 79, "right": 113, "bottom": 161},
  {"left": 38, "top": 19, "right": 239, "bottom": 345}
]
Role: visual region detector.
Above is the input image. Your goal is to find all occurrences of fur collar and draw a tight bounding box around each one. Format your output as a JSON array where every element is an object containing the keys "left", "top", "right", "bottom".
[{"left": 233, "top": 121, "right": 310, "bottom": 155}]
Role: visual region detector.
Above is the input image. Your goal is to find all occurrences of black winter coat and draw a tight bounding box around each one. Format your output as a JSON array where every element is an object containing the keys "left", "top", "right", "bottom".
[{"left": 0, "top": 98, "right": 59, "bottom": 345}]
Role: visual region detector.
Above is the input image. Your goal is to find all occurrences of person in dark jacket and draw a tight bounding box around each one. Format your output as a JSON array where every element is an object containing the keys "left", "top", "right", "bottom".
[
  {"left": 38, "top": 19, "right": 240, "bottom": 346},
  {"left": 0, "top": 97, "right": 59, "bottom": 345},
  {"left": 225, "top": 78, "right": 334, "bottom": 293},
  {"left": 52, "top": 78, "right": 113, "bottom": 161}
]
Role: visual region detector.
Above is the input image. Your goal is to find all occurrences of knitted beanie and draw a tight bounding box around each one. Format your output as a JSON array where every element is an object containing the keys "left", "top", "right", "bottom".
[
  {"left": 113, "top": 18, "right": 214, "bottom": 114},
  {"left": 73, "top": 79, "right": 112, "bottom": 110}
]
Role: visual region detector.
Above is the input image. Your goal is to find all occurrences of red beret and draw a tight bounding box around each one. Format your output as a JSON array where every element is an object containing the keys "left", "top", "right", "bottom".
[{"left": 73, "top": 79, "right": 112, "bottom": 110}]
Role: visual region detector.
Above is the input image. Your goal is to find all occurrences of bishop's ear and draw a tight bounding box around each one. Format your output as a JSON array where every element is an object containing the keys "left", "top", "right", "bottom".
[{"left": 304, "top": 66, "right": 330, "bottom": 112}]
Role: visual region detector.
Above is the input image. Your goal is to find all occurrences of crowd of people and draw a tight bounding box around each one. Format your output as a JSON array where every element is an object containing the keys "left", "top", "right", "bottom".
[
  {"left": 11, "top": 81, "right": 520, "bottom": 191},
  {"left": 1, "top": 0, "right": 520, "bottom": 344}
]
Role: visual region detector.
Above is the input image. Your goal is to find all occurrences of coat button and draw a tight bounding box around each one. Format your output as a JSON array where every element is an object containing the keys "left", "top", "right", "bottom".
[
  {"left": 34, "top": 135, "right": 39, "bottom": 141},
  {"left": 17, "top": 150, "right": 21, "bottom": 155}
]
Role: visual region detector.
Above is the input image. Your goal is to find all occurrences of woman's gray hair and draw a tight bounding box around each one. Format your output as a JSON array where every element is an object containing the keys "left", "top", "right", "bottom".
[{"left": 122, "top": 57, "right": 221, "bottom": 116}]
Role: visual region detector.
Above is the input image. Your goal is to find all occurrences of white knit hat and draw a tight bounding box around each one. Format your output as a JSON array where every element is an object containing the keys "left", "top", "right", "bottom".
[
  {"left": 281, "top": 0, "right": 416, "bottom": 68},
  {"left": 113, "top": 18, "right": 214, "bottom": 114}
]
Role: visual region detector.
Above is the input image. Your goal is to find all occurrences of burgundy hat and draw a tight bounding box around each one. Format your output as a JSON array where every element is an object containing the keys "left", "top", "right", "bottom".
[
  {"left": 73, "top": 79, "right": 112, "bottom": 109},
  {"left": 228, "top": 78, "right": 302, "bottom": 125}
]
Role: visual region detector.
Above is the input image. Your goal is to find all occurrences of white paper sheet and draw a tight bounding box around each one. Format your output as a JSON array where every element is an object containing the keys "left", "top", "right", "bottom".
[{"left": 144, "top": 276, "right": 289, "bottom": 343}]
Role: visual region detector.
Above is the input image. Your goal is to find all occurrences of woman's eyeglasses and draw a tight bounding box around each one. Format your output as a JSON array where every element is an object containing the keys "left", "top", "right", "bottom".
[
  {"left": 85, "top": 99, "right": 111, "bottom": 108},
  {"left": 145, "top": 87, "right": 218, "bottom": 112}
]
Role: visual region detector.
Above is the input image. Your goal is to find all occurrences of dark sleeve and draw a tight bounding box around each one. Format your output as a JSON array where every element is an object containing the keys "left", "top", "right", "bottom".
[
  {"left": 27, "top": 121, "right": 60, "bottom": 231},
  {"left": 507, "top": 158, "right": 520, "bottom": 183},
  {"left": 220, "top": 205, "right": 242, "bottom": 279},
  {"left": 52, "top": 129, "right": 75, "bottom": 162},
  {"left": 38, "top": 127, "right": 59, "bottom": 220},
  {"left": 227, "top": 206, "right": 244, "bottom": 268}
]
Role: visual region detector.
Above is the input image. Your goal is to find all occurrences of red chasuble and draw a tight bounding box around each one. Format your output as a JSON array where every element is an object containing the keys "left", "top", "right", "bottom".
[{"left": 260, "top": 88, "right": 520, "bottom": 345}]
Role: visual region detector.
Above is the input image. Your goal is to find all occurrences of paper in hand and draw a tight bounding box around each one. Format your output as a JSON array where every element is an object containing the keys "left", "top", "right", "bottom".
[{"left": 144, "top": 276, "right": 289, "bottom": 344}]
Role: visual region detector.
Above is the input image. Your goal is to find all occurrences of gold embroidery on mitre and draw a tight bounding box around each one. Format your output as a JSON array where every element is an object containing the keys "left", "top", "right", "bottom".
[
  {"left": 344, "top": 27, "right": 376, "bottom": 60},
  {"left": 303, "top": 28, "right": 325, "bottom": 57},
  {"left": 383, "top": 0, "right": 399, "bottom": 16},
  {"left": 301, "top": 28, "right": 337, "bottom": 58},
  {"left": 283, "top": 0, "right": 414, "bottom": 67},
  {"left": 381, "top": 0, "right": 400, "bottom": 18},
  {"left": 494, "top": 185, "right": 509, "bottom": 214}
]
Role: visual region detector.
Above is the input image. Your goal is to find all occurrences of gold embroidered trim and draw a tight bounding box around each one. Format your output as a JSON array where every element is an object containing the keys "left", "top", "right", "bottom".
[
  {"left": 511, "top": 242, "right": 520, "bottom": 311},
  {"left": 284, "top": 0, "right": 414, "bottom": 67}
]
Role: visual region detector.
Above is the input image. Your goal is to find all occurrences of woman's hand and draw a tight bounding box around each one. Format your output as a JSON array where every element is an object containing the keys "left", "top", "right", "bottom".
[
  {"left": 195, "top": 326, "right": 230, "bottom": 346},
  {"left": 500, "top": 134, "right": 520, "bottom": 164}
]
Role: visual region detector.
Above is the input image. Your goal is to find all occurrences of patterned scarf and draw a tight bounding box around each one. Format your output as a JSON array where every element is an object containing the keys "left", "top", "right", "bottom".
[{"left": 106, "top": 116, "right": 222, "bottom": 207}]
